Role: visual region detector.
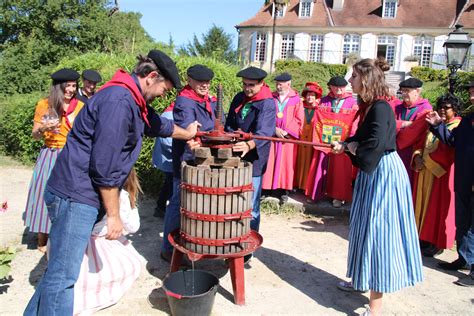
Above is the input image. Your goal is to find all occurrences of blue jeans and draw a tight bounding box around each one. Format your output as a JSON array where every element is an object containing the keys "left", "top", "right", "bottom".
[
  {"left": 162, "top": 177, "right": 181, "bottom": 254},
  {"left": 456, "top": 192, "right": 474, "bottom": 267},
  {"left": 24, "top": 190, "right": 98, "bottom": 316},
  {"left": 251, "top": 176, "right": 262, "bottom": 232}
]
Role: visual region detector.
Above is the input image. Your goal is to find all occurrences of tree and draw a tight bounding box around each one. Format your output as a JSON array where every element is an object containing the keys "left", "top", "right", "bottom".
[
  {"left": 178, "top": 24, "right": 237, "bottom": 64},
  {"left": 0, "top": 0, "right": 154, "bottom": 95}
]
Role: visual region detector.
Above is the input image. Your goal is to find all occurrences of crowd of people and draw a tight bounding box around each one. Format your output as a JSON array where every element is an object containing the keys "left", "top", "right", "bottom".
[{"left": 21, "top": 49, "right": 473, "bottom": 315}]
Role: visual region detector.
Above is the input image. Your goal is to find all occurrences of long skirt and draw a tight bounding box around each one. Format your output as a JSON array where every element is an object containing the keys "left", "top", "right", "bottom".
[
  {"left": 347, "top": 152, "right": 423, "bottom": 293},
  {"left": 24, "top": 147, "right": 62, "bottom": 233},
  {"left": 73, "top": 236, "right": 144, "bottom": 315}
]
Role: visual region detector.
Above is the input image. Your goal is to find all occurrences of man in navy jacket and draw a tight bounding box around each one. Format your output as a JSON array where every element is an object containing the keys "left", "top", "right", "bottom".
[{"left": 24, "top": 50, "right": 198, "bottom": 315}]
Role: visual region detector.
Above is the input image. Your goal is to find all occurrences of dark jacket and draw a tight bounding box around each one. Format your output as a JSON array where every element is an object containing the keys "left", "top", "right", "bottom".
[
  {"left": 225, "top": 92, "right": 276, "bottom": 177},
  {"left": 47, "top": 75, "right": 174, "bottom": 209},
  {"left": 346, "top": 100, "right": 396, "bottom": 174},
  {"left": 172, "top": 95, "right": 219, "bottom": 177},
  {"left": 430, "top": 112, "right": 474, "bottom": 194}
]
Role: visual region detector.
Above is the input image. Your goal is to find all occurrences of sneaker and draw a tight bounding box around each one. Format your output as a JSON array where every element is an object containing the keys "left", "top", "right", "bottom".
[
  {"left": 332, "top": 199, "right": 344, "bottom": 208},
  {"left": 337, "top": 281, "right": 367, "bottom": 293},
  {"left": 454, "top": 274, "right": 474, "bottom": 287},
  {"left": 438, "top": 258, "right": 469, "bottom": 271},
  {"left": 359, "top": 305, "right": 371, "bottom": 316}
]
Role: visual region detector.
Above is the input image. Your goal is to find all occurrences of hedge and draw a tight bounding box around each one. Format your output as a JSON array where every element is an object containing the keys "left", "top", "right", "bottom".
[
  {"left": 0, "top": 53, "right": 242, "bottom": 192},
  {"left": 273, "top": 60, "right": 348, "bottom": 94}
]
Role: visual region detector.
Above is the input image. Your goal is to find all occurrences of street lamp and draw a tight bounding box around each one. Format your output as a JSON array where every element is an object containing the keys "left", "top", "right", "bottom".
[
  {"left": 443, "top": 24, "right": 472, "bottom": 94},
  {"left": 269, "top": 0, "right": 287, "bottom": 74}
]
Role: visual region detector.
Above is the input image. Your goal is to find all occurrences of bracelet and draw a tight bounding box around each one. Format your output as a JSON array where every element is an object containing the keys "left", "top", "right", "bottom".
[{"left": 246, "top": 142, "right": 251, "bottom": 150}]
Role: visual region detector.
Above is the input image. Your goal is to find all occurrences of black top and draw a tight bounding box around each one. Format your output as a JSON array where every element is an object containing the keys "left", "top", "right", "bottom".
[{"left": 345, "top": 100, "right": 396, "bottom": 174}]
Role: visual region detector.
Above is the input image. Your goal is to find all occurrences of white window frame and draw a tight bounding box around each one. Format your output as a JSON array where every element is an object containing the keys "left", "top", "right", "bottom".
[
  {"left": 309, "top": 34, "right": 324, "bottom": 62},
  {"left": 254, "top": 32, "right": 267, "bottom": 62},
  {"left": 382, "top": 0, "right": 398, "bottom": 19},
  {"left": 280, "top": 33, "right": 295, "bottom": 59},
  {"left": 413, "top": 36, "right": 433, "bottom": 67},
  {"left": 377, "top": 35, "right": 397, "bottom": 66},
  {"left": 299, "top": 0, "right": 313, "bottom": 18},
  {"left": 273, "top": 3, "right": 287, "bottom": 18},
  {"left": 343, "top": 34, "right": 361, "bottom": 57}
]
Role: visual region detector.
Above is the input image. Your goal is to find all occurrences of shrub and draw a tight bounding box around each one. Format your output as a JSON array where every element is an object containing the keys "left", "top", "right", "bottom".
[
  {"left": 274, "top": 60, "right": 348, "bottom": 94},
  {"left": 411, "top": 66, "right": 447, "bottom": 82},
  {"left": 0, "top": 53, "right": 242, "bottom": 192}
]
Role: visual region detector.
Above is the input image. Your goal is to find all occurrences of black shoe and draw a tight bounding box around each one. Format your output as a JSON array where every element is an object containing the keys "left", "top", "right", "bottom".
[
  {"left": 454, "top": 274, "right": 474, "bottom": 287},
  {"left": 438, "top": 258, "right": 469, "bottom": 271},
  {"left": 244, "top": 254, "right": 253, "bottom": 264},
  {"left": 421, "top": 245, "right": 443, "bottom": 257}
]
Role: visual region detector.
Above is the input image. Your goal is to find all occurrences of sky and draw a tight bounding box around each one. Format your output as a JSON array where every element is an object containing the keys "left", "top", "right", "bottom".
[{"left": 120, "top": 0, "right": 264, "bottom": 48}]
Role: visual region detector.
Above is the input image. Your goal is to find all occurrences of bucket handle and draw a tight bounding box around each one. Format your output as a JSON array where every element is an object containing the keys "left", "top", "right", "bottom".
[{"left": 165, "top": 290, "right": 183, "bottom": 299}]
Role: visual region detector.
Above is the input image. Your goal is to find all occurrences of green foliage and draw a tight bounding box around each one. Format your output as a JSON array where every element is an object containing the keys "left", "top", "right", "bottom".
[
  {"left": 0, "top": 92, "right": 44, "bottom": 164},
  {"left": 178, "top": 24, "right": 238, "bottom": 64},
  {"left": 0, "top": 53, "right": 242, "bottom": 191},
  {"left": 0, "top": 0, "right": 156, "bottom": 95},
  {"left": 0, "top": 247, "right": 17, "bottom": 280},
  {"left": 421, "top": 82, "right": 447, "bottom": 107},
  {"left": 410, "top": 66, "right": 448, "bottom": 82},
  {"left": 274, "top": 60, "right": 348, "bottom": 94},
  {"left": 260, "top": 199, "right": 303, "bottom": 215}
]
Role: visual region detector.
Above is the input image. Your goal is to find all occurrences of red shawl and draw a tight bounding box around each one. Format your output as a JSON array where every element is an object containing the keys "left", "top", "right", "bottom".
[
  {"left": 178, "top": 85, "right": 216, "bottom": 114},
  {"left": 99, "top": 69, "right": 149, "bottom": 126},
  {"left": 235, "top": 83, "right": 273, "bottom": 113}
]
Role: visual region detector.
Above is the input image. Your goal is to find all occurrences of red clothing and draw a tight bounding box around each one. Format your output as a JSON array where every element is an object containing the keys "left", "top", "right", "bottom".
[
  {"left": 305, "top": 95, "right": 357, "bottom": 201},
  {"left": 412, "top": 117, "right": 461, "bottom": 249},
  {"left": 262, "top": 89, "right": 303, "bottom": 190}
]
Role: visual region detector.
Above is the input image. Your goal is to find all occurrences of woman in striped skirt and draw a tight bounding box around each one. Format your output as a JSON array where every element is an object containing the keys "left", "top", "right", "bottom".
[
  {"left": 332, "top": 58, "right": 423, "bottom": 316},
  {"left": 24, "top": 68, "right": 84, "bottom": 252}
]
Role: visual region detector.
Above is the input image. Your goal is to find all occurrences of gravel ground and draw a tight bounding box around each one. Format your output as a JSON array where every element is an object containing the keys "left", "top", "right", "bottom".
[{"left": 1, "top": 159, "right": 472, "bottom": 315}]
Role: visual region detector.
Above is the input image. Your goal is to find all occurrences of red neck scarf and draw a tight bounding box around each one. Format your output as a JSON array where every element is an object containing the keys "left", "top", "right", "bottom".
[
  {"left": 99, "top": 69, "right": 149, "bottom": 127},
  {"left": 235, "top": 83, "right": 273, "bottom": 113},
  {"left": 179, "top": 85, "right": 215, "bottom": 114},
  {"left": 63, "top": 97, "right": 79, "bottom": 129}
]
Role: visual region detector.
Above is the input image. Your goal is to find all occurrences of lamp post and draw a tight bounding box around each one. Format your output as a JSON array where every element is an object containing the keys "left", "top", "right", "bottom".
[
  {"left": 443, "top": 24, "right": 472, "bottom": 94},
  {"left": 269, "top": 0, "right": 287, "bottom": 74}
]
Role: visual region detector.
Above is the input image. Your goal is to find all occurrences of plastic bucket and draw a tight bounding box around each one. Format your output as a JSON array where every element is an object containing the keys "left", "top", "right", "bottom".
[{"left": 163, "top": 270, "right": 219, "bottom": 316}]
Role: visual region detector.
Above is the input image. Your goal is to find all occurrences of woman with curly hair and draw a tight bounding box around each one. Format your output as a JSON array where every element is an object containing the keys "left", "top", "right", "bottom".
[{"left": 332, "top": 58, "right": 423, "bottom": 315}]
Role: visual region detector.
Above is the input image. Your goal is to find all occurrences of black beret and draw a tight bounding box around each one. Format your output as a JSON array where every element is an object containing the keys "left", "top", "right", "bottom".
[
  {"left": 187, "top": 64, "right": 214, "bottom": 81},
  {"left": 274, "top": 72, "right": 292, "bottom": 82},
  {"left": 328, "top": 76, "right": 348, "bottom": 87},
  {"left": 50, "top": 68, "right": 80, "bottom": 82},
  {"left": 82, "top": 69, "right": 102, "bottom": 83},
  {"left": 147, "top": 50, "right": 182, "bottom": 89},
  {"left": 236, "top": 67, "right": 267, "bottom": 81},
  {"left": 399, "top": 77, "right": 423, "bottom": 88}
]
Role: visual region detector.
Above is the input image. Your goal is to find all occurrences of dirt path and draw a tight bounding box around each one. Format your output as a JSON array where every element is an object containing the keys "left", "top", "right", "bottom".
[{"left": 0, "top": 160, "right": 472, "bottom": 315}]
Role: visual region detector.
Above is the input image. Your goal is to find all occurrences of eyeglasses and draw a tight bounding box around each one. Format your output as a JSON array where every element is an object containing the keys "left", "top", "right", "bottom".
[{"left": 439, "top": 105, "right": 453, "bottom": 110}]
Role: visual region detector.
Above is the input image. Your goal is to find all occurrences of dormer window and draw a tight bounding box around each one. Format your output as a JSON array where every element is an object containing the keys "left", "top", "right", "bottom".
[
  {"left": 299, "top": 0, "right": 313, "bottom": 18},
  {"left": 273, "top": 2, "right": 287, "bottom": 18},
  {"left": 382, "top": 0, "right": 398, "bottom": 19}
]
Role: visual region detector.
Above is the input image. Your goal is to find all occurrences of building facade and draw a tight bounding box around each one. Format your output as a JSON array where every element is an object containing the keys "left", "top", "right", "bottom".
[{"left": 236, "top": 0, "right": 474, "bottom": 72}]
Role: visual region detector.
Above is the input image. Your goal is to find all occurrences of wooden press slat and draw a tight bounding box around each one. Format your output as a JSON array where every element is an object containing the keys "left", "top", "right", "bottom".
[
  {"left": 217, "top": 169, "right": 226, "bottom": 254},
  {"left": 210, "top": 169, "right": 218, "bottom": 255},
  {"left": 203, "top": 167, "right": 211, "bottom": 254}
]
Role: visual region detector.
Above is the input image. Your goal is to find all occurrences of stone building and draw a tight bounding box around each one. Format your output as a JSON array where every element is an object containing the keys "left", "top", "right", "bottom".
[{"left": 236, "top": 0, "right": 474, "bottom": 73}]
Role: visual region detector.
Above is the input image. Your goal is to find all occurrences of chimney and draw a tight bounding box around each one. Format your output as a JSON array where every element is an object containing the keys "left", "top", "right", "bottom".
[{"left": 333, "top": 0, "right": 345, "bottom": 11}]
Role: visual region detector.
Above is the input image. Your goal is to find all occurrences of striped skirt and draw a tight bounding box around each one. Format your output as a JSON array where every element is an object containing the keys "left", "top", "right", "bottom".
[
  {"left": 73, "top": 236, "right": 144, "bottom": 315},
  {"left": 347, "top": 152, "right": 423, "bottom": 293},
  {"left": 24, "top": 147, "right": 62, "bottom": 233}
]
